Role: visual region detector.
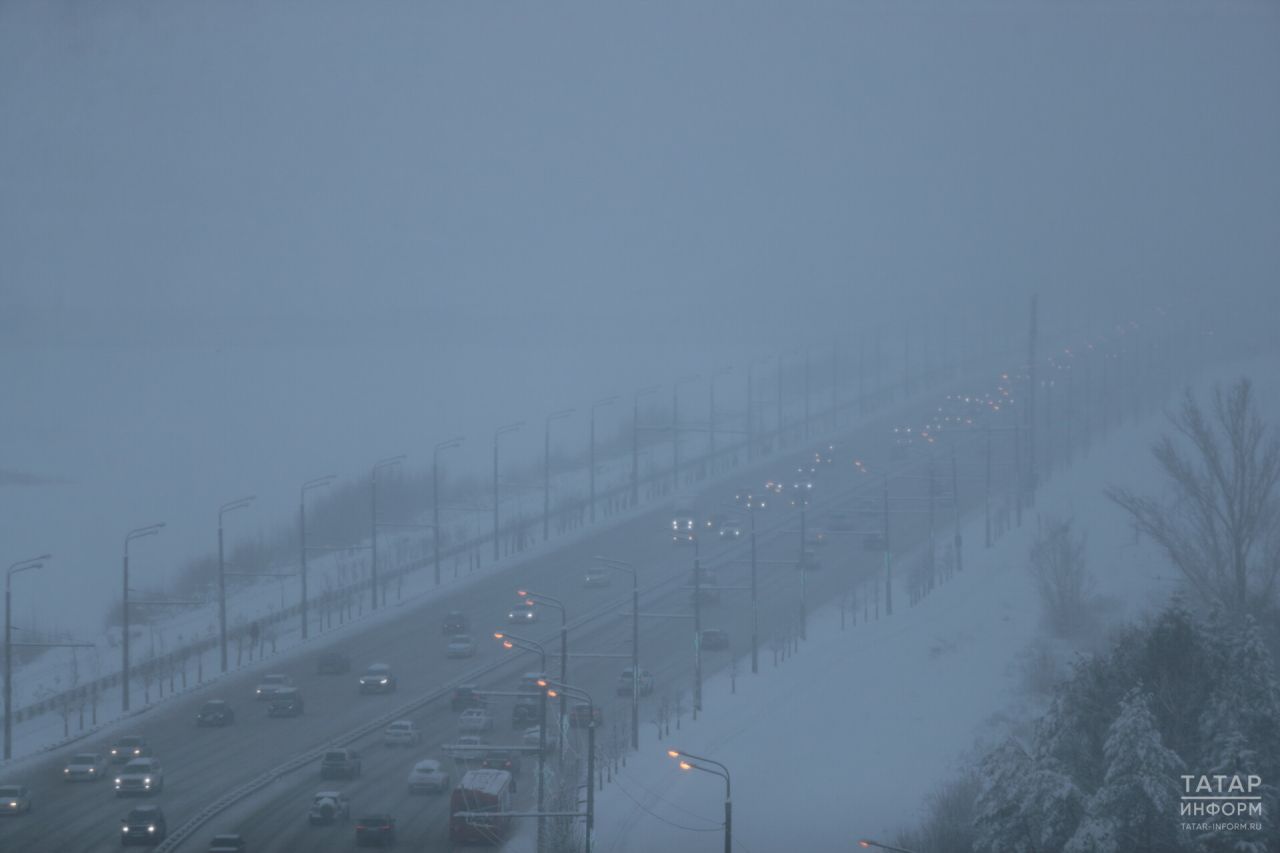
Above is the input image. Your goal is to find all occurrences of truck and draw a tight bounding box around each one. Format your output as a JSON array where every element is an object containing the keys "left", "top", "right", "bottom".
[{"left": 449, "top": 769, "right": 513, "bottom": 844}]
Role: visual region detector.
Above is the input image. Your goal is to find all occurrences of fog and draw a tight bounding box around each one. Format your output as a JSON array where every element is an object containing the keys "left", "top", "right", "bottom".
[{"left": 1, "top": 2, "right": 1278, "bottom": 848}]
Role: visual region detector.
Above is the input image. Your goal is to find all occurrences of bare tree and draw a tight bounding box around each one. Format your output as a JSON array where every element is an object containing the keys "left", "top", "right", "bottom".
[
  {"left": 1028, "top": 515, "right": 1093, "bottom": 636},
  {"left": 1106, "top": 379, "right": 1280, "bottom": 615}
]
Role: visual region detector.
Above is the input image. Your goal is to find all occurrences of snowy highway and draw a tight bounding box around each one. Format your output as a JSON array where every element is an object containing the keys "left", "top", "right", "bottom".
[{"left": 0, "top": 385, "right": 991, "bottom": 852}]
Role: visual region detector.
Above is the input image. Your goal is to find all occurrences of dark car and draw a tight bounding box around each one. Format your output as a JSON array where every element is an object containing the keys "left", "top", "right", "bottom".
[
  {"left": 121, "top": 805, "right": 167, "bottom": 846},
  {"left": 511, "top": 695, "right": 541, "bottom": 729},
  {"left": 355, "top": 814, "right": 397, "bottom": 847},
  {"left": 451, "top": 685, "right": 487, "bottom": 712},
  {"left": 319, "top": 749, "right": 362, "bottom": 780},
  {"left": 357, "top": 663, "right": 397, "bottom": 694},
  {"left": 267, "top": 688, "right": 304, "bottom": 717},
  {"left": 443, "top": 610, "right": 469, "bottom": 635},
  {"left": 109, "top": 736, "right": 150, "bottom": 765},
  {"left": 700, "top": 628, "right": 730, "bottom": 650},
  {"left": 208, "top": 834, "right": 247, "bottom": 853},
  {"left": 315, "top": 651, "right": 352, "bottom": 675},
  {"left": 196, "top": 700, "right": 235, "bottom": 727},
  {"left": 569, "top": 703, "right": 602, "bottom": 728}
]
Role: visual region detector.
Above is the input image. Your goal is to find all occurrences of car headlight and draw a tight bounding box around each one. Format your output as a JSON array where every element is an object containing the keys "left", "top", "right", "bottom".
[
  {"left": 115, "top": 778, "right": 122, "bottom": 785},
  {"left": 89, "top": 768, "right": 95, "bottom": 773},
  {"left": 122, "top": 826, "right": 129, "bottom": 833},
  {"left": 144, "top": 777, "right": 152, "bottom": 785},
  {"left": 65, "top": 768, "right": 70, "bottom": 774},
  {"left": 148, "top": 824, "right": 156, "bottom": 833},
  {"left": 380, "top": 678, "right": 388, "bottom": 684}
]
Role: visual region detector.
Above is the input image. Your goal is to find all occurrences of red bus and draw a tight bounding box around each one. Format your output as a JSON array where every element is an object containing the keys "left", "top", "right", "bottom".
[{"left": 449, "top": 769, "right": 513, "bottom": 844}]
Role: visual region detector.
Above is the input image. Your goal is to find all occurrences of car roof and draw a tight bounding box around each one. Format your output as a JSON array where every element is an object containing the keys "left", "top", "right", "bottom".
[
  {"left": 211, "top": 835, "right": 243, "bottom": 841},
  {"left": 315, "top": 790, "right": 344, "bottom": 798},
  {"left": 414, "top": 759, "right": 441, "bottom": 769}
]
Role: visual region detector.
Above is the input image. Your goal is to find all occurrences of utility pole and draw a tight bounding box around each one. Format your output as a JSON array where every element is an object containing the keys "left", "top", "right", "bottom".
[
  {"left": 543, "top": 410, "right": 574, "bottom": 542},
  {"left": 882, "top": 476, "right": 892, "bottom": 616},
  {"left": 692, "top": 548, "right": 703, "bottom": 714},
  {"left": 493, "top": 424, "right": 522, "bottom": 561},
  {"left": 122, "top": 524, "right": 164, "bottom": 712},
  {"left": 589, "top": 400, "right": 615, "bottom": 524},
  {"left": 300, "top": 475, "right": 335, "bottom": 637},
  {"left": 1026, "top": 294, "right": 1038, "bottom": 505},
  {"left": 218, "top": 496, "right": 254, "bottom": 673},
  {"left": 433, "top": 438, "right": 462, "bottom": 586},
  {"left": 372, "top": 455, "right": 405, "bottom": 610},
  {"left": 631, "top": 387, "right": 658, "bottom": 507}
]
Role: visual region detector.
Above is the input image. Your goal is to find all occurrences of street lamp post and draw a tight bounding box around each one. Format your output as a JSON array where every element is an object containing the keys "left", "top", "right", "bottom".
[
  {"left": 433, "top": 438, "right": 463, "bottom": 587},
  {"left": 543, "top": 679, "right": 597, "bottom": 853},
  {"left": 667, "top": 749, "right": 732, "bottom": 853},
  {"left": 495, "top": 632, "right": 548, "bottom": 853},
  {"left": 371, "top": 455, "right": 406, "bottom": 611},
  {"left": 709, "top": 367, "right": 732, "bottom": 472},
  {"left": 596, "top": 556, "right": 640, "bottom": 750},
  {"left": 218, "top": 496, "right": 255, "bottom": 672},
  {"left": 543, "top": 410, "right": 574, "bottom": 542},
  {"left": 123, "top": 523, "right": 164, "bottom": 712},
  {"left": 672, "top": 376, "right": 698, "bottom": 492},
  {"left": 5, "top": 554, "right": 50, "bottom": 760},
  {"left": 300, "top": 475, "right": 335, "bottom": 639},
  {"left": 589, "top": 398, "right": 616, "bottom": 524},
  {"left": 493, "top": 423, "right": 524, "bottom": 562},
  {"left": 518, "top": 589, "right": 569, "bottom": 746},
  {"left": 631, "top": 386, "right": 660, "bottom": 507}
]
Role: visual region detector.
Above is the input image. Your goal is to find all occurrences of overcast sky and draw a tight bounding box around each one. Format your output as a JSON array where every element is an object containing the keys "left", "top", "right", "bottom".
[{"left": 2, "top": 0, "right": 1277, "bottom": 630}]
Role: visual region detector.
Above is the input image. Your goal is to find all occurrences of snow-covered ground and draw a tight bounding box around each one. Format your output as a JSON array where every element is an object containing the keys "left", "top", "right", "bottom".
[{"left": 519, "top": 357, "right": 1280, "bottom": 853}]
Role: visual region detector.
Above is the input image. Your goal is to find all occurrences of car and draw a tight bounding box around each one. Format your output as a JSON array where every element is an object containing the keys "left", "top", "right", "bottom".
[
  {"left": 569, "top": 703, "right": 602, "bottom": 728},
  {"left": 315, "top": 651, "right": 352, "bottom": 675},
  {"left": 511, "top": 695, "right": 541, "bottom": 729},
  {"left": 383, "top": 720, "right": 422, "bottom": 748},
  {"left": 109, "top": 736, "right": 150, "bottom": 765},
  {"left": 358, "top": 663, "right": 398, "bottom": 694},
  {"left": 616, "top": 667, "right": 655, "bottom": 696},
  {"left": 0, "top": 784, "right": 32, "bottom": 815},
  {"left": 115, "top": 757, "right": 164, "bottom": 796},
  {"left": 700, "top": 628, "right": 730, "bottom": 650},
  {"left": 717, "top": 519, "right": 744, "bottom": 540},
  {"left": 64, "top": 752, "right": 107, "bottom": 782},
  {"left": 355, "top": 814, "right": 397, "bottom": 847},
  {"left": 805, "top": 527, "right": 828, "bottom": 546},
  {"left": 827, "top": 511, "right": 855, "bottom": 531},
  {"left": 450, "top": 685, "right": 487, "bottom": 712},
  {"left": 481, "top": 750, "right": 522, "bottom": 789},
  {"left": 522, "top": 726, "right": 559, "bottom": 753},
  {"left": 762, "top": 479, "right": 785, "bottom": 496},
  {"left": 407, "top": 759, "right": 449, "bottom": 794},
  {"left": 507, "top": 605, "right": 538, "bottom": 624},
  {"left": 442, "top": 735, "right": 488, "bottom": 760},
  {"left": 196, "top": 699, "right": 236, "bottom": 726},
  {"left": 582, "top": 565, "right": 612, "bottom": 587},
  {"left": 733, "top": 486, "right": 761, "bottom": 510},
  {"left": 208, "top": 833, "right": 247, "bottom": 853},
  {"left": 308, "top": 790, "right": 351, "bottom": 824},
  {"left": 459, "top": 708, "right": 494, "bottom": 733},
  {"left": 443, "top": 611, "right": 469, "bottom": 635},
  {"left": 320, "top": 749, "right": 362, "bottom": 779},
  {"left": 892, "top": 425, "right": 914, "bottom": 459},
  {"left": 267, "top": 688, "right": 304, "bottom": 717},
  {"left": 254, "top": 673, "right": 292, "bottom": 700},
  {"left": 798, "top": 549, "right": 822, "bottom": 571},
  {"left": 121, "top": 804, "right": 166, "bottom": 845},
  {"left": 446, "top": 634, "right": 476, "bottom": 658},
  {"left": 792, "top": 477, "right": 815, "bottom": 493}
]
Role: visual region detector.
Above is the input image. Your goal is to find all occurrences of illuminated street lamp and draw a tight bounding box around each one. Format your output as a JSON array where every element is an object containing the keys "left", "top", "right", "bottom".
[{"left": 667, "top": 748, "right": 732, "bottom": 853}]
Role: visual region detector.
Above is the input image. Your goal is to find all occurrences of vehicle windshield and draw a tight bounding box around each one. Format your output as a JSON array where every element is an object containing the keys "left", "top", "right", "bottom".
[
  {"left": 127, "top": 808, "right": 158, "bottom": 820},
  {"left": 71, "top": 753, "right": 98, "bottom": 763},
  {"left": 117, "top": 737, "right": 143, "bottom": 746},
  {"left": 123, "top": 760, "right": 152, "bottom": 772},
  {"left": 416, "top": 761, "right": 440, "bottom": 772},
  {"left": 365, "top": 665, "right": 389, "bottom": 674}
]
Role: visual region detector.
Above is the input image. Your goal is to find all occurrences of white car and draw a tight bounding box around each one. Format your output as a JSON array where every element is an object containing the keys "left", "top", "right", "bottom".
[
  {"left": 255, "top": 673, "right": 293, "bottom": 700},
  {"left": 115, "top": 757, "right": 164, "bottom": 796},
  {"left": 522, "top": 726, "right": 560, "bottom": 753},
  {"left": 458, "top": 707, "right": 494, "bottom": 733},
  {"left": 406, "top": 759, "right": 450, "bottom": 794},
  {"left": 446, "top": 634, "right": 476, "bottom": 658},
  {"left": 308, "top": 790, "right": 351, "bottom": 825},
  {"left": 583, "top": 566, "right": 612, "bottom": 588},
  {"left": 383, "top": 720, "right": 422, "bottom": 748},
  {"left": 63, "top": 752, "right": 106, "bottom": 782},
  {"left": 442, "top": 735, "right": 488, "bottom": 760}
]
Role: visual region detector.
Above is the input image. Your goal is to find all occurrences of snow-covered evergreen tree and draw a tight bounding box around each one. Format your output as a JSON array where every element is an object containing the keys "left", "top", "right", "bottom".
[
  {"left": 1065, "top": 687, "right": 1185, "bottom": 853},
  {"left": 973, "top": 738, "right": 1035, "bottom": 852}
]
